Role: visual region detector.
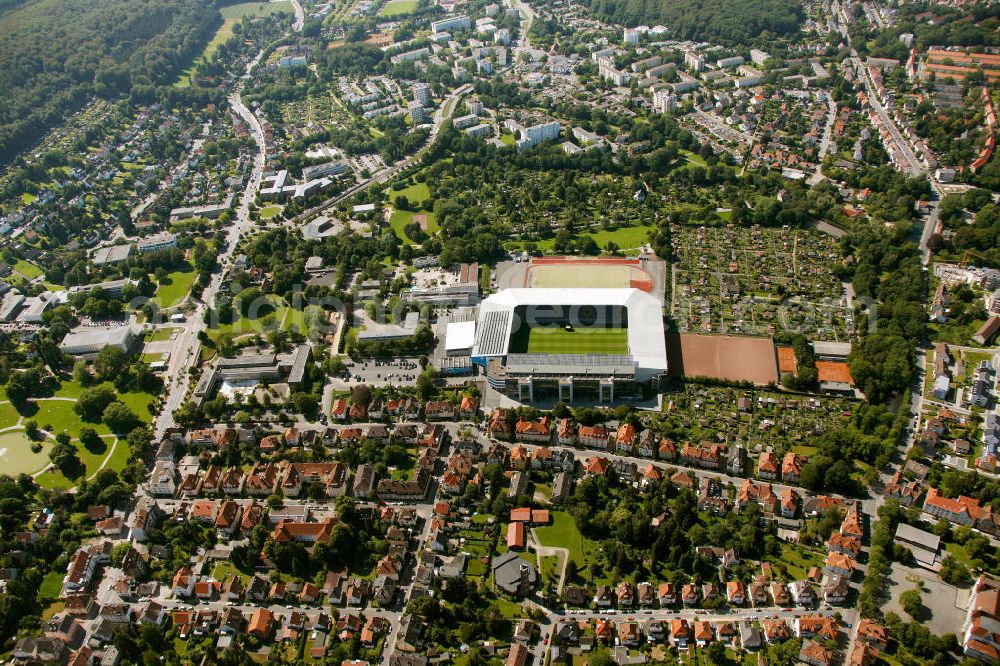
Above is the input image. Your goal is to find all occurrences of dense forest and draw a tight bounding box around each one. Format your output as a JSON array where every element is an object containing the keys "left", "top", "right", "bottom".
[
  {"left": 0, "top": 0, "right": 220, "bottom": 163},
  {"left": 574, "top": 0, "right": 803, "bottom": 44}
]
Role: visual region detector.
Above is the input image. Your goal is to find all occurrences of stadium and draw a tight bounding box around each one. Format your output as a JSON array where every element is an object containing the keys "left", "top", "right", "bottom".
[{"left": 471, "top": 287, "right": 668, "bottom": 403}]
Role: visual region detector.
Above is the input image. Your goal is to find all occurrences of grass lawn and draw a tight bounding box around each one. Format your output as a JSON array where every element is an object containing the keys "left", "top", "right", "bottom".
[
  {"left": 926, "top": 319, "right": 989, "bottom": 347},
  {"left": 389, "top": 209, "right": 439, "bottom": 245},
  {"left": 388, "top": 181, "right": 430, "bottom": 205},
  {"left": 944, "top": 541, "right": 974, "bottom": 568},
  {"left": 379, "top": 0, "right": 419, "bottom": 15},
  {"left": 260, "top": 205, "right": 282, "bottom": 219},
  {"left": 509, "top": 325, "right": 629, "bottom": 355},
  {"left": 540, "top": 554, "right": 561, "bottom": 586},
  {"left": 583, "top": 224, "right": 655, "bottom": 251},
  {"left": 534, "top": 511, "right": 598, "bottom": 578},
  {"left": 153, "top": 267, "right": 197, "bottom": 308},
  {"left": 479, "top": 265, "right": 490, "bottom": 293},
  {"left": 0, "top": 431, "right": 51, "bottom": 475},
  {"left": 211, "top": 560, "right": 250, "bottom": 582},
  {"left": 145, "top": 327, "right": 178, "bottom": 343},
  {"left": 507, "top": 223, "right": 655, "bottom": 253},
  {"left": 500, "top": 133, "right": 516, "bottom": 146},
  {"left": 13, "top": 260, "right": 43, "bottom": 279},
  {"left": 0, "top": 401, "right": 20, "bottom": 428},
  {"left": 40, "top": 570, "right": 64, "bottom": 598},
  {"left": 682, "top": 149, "right": 708, "bottom": 166},
  {"left": 32, "top": 399, "right": 110, "bottom": 439},
  {"left": 207, "top": 301, "right": 290, "bottom": 345},
  {"left": 20, "top": 192, "right": 36, "bottom": 204},
  {"left": 770, "top": 542, "right": 824, "bottom": 580},
  {"left": 492, "top": 598, "right": 526, "bottom": 619}
]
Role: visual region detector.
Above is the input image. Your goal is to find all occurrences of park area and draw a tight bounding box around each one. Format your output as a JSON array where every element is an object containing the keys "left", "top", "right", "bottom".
[
  {"left": 0, "top": 379, "right": 156, "bottom": 489},
  {"left": 509, "top": 325, "right": 629, "bottom": 356},
  {"left": 176, "top": 1, "right": 292, "bottom": 86}
]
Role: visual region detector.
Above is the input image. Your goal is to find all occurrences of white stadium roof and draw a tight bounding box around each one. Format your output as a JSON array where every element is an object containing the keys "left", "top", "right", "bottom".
[{"left": 472, "top": 288, "right": 667, "bottom": 382}]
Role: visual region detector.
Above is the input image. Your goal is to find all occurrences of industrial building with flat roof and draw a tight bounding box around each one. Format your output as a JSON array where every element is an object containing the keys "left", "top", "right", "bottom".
[{"left": 59, "top": 325, "right": 140, "bottom": 358}]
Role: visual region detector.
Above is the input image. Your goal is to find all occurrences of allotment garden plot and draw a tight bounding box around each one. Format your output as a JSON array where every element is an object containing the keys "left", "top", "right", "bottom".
[
  {"left": 657, "top": 383, "right": 856, "bottom": 459},
  {"left": 670, "top": 224, "right": 853, "bottom": 339}
]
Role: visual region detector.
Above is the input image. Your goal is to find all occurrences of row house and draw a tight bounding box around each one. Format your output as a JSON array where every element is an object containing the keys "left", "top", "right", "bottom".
[
  {"left": 282, "top": 462, "right": 349, "bottom": 497},
  {"left": 840, "top": 503, "right": 864, "bottom": 538},
  {"left": 578, "top": 425, "right": 611, "bottom": 449},
  {"left": 489, "top": 409, "right": 513, "bottom": 440},
  {"left": 271, "top": 518, "right": 336, "bottom": 544},
  {"left": 515, "top": 416, "right": 551, "bottom": 444},
  {"left": 680, "top": 442, "right": 724, "bottom": 470},
  {"left": 424, "top": 400, "right": 455, "bottom": 421},
  {"left": 392, "top": 424, "right": 420, "bottom": 445},
  {"left": 823, "top": 574, "right": 851, "bottom": 605},
  {"left": 637, "top": 429, "right": 657, "bottom": 457},
  {"left": 615, "top": 423, "right": 638, "bottom": 454},
  {"left": 884, "top": 470, "right": 923, "bottom": 506},
  {"left": 758, "top": 451, "right": 779, "bottom": 479},
  {"left": 62, "top": 543, "right": 110, "bottom": 596},
  {"left": 556, "top": 418, "right": 575, "bottom": 445},
  {"left": 658, "top": 438, "right": 678, "bottom": 461},
  {"left": 737, "top": 479, "right": 778, "bottom": 514},
  {"left": 827, "top": 532, "right": 861, "bottom": 558},
  {"left": 962, "top": 575, "right": 999, "bottom": 663},
  {"left": 781, "top": 452, "right": 806, "bottom": 484}
]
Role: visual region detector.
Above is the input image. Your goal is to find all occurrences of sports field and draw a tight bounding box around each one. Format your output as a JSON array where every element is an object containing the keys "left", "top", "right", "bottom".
[
  {"left": 666, "top": 332, "right": 778, "bottom": 385},
  {"left": 509, "top": 325, "right": 628, "bottom": 355},
  {"left": 525, "top": 257, "right": 654, "bottom": 292}
]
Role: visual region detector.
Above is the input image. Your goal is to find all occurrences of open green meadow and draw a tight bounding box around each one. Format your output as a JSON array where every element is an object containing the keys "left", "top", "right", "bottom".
[
  {"left": 509, "top": 325, "right": 629, "bottom": 355},
  {"left": 379, "top": 0, "right": 419, "bottom": 16},
  {"left": 153, "top": 267, "right": 197, "bottom": 308},
  {"left": 389, "top": 209, "right": 440, "bottom": 245}
]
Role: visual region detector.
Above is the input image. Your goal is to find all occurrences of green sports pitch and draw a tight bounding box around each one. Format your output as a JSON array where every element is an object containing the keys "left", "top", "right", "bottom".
[{"left": 509, "top": 325, "right": 629, "bottom": 355}]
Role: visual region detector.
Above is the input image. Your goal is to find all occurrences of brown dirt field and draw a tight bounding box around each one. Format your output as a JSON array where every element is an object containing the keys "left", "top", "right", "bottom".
[
  {"left": 667, "top": 333, "right": 779, "bottom": 385},
  {"left": 816, "top": 360, "right": 854, "bottom": 385},
  {"left": 776, "top": 346, "right": 798, "bottom": 374},
  {"left": 413, "top": 213, "right": 429, "bottom": 231}
]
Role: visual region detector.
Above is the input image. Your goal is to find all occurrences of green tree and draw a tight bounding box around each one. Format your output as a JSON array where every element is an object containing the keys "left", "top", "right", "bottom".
[
  {"left": 75, "top": 385, "right": 117, "bottom": 421},
  {"left": 102, "top": 402, "right": 140, "bottom": 433},
  {"left": 416, "top": 367, "right": 440, "bottom": 400},
  {"left": 900, "top": 588, "right": 922, "bottom": 618},
  {"left": 95, "top": 345, "right": 129, "bottom": 380}
]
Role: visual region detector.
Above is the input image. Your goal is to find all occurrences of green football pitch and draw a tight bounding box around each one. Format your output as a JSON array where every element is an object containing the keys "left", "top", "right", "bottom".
[{"left": 509, "top": 326, "right": 628, "bottom": 355}]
